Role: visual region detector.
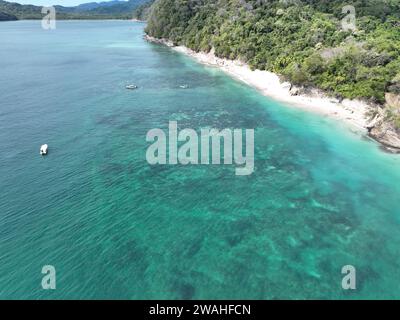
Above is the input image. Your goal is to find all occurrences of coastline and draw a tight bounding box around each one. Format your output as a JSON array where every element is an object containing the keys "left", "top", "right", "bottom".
[
  {"left": 144, "top": 36, "right": 371, "bottom": 133},
  {"left": 144, "top": 35, "right": 400, "bottom": 153}
]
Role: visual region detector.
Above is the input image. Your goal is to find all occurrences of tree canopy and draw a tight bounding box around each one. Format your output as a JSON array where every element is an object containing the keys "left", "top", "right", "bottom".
[{"left": 146, "top": 0, "right": 400, "bottom": 104}]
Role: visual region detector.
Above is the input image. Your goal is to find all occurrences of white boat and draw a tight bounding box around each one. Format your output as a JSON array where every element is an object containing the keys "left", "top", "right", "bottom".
[
  {"left": 126, "top": 84, "right": 138, "bottom": 90},
  {"left": 40, "top": 144, "right": 48, "bottom": 155},
  {"left": 179, "top": 84, "right": 189, "bottom": 89}
]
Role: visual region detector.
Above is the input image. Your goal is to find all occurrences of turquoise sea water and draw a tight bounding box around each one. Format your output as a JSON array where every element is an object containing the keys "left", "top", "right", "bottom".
[{"left": 1, "top": 21, "right": 400, "bottom": 299}]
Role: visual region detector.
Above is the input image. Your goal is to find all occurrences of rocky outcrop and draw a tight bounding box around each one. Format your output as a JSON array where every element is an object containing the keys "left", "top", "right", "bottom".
[
  {"left": 144, "top": 35, "right": 174, "bottom": 47},
  {"left": 289, "top": 86, "right": 300, "bottom": 96},
  {"left": 367, "top": 93, "right": 400, "bottom": 152},
  {"left": 369, "top": 123, "right": 400, "bottom": 152},
  {"left": 385, "top": 92, "right": 400, "bottom": 108}
]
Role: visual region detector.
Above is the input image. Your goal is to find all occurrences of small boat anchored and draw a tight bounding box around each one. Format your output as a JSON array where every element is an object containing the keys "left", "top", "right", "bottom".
[
  {"left": 125, "top": 84, "right": 138, "bottom": 90},
  {"left": 40, "top": 144, "right": 48, "bottom": 156},
  {"left": 179, "top": 84, "right": 189, "bottom": 89}
]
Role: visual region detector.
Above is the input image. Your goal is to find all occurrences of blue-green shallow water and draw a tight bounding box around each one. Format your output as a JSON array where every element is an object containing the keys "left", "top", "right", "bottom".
[{"left": 1, "top": 20, "right": 400, "bottom": 299}]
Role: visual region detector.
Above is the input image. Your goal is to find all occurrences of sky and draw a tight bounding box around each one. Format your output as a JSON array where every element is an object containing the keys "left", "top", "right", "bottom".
[{"left": 14, "top": 0, "right": 126, "bottom": 6}]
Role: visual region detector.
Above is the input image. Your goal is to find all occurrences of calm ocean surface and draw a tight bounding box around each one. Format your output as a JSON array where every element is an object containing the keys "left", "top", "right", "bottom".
[{"left": 1, "top": 20, "right": 400, "bottom": 299}]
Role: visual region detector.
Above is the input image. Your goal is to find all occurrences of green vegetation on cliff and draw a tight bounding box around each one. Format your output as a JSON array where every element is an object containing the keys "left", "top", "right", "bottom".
[
  {"left": 133, "top": 0, "right": 154, "bottom": 20},
  {"left": 145, "top": 0, "right": 400, "bottom": 106}
]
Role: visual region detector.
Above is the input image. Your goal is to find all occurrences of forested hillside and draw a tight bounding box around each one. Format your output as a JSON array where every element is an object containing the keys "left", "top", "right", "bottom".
[
  {"left": 132, "top": 0, "right": 154, "bottom": 20},
  {"left": 0, "top": 0, "right": 149, "bottom": 20},
  {"left": 0, "top": 10, "right": 16, "bottom": 20},
  {"left": 145, "top": 0, "right": 400, "bottom": 110}
]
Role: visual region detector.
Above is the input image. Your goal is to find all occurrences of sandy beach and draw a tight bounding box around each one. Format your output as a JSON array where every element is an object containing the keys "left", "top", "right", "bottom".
[
  {"left": 145, "top": 36, "right": 372, "bottom": 134},
  {"left": 176, "top": 47, "right": 371, "bottom": 131}
]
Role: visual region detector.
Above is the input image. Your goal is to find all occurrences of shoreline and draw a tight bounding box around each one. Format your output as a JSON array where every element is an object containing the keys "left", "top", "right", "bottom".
[
  {"left": 145, "top": 36, "right": 378, "bottom": 125},
  {"left": 144, "top": 35, "right": 400, "bottom": 153},
  {"left": 184, "top": 47, "right": 370, "bottom": 128}
]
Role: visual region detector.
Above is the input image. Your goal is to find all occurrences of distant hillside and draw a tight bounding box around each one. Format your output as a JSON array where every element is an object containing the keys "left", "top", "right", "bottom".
[
  {"left": 0, "top": 0, "right": 149, "bottom": 20},
  {"left": 73, "top": 1, "right": 127, "bottom": 12},
  {"left": 0, "top": 0, "right": 41, "bottom": 19},
  {"left": 0, "top": 10, "right": 17, "bottom": 20}
]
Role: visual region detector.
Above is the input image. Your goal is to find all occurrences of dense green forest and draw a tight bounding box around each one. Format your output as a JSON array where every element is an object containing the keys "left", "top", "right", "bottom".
[
  {"left": 133, "top": 0, "right": 154, "bottom": 20},
  {"left": 0, "top": 0, "right": 149, "bottom": 20},
  {"left": 145, "top": 0, "right": 400, "bottom": 112}
]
